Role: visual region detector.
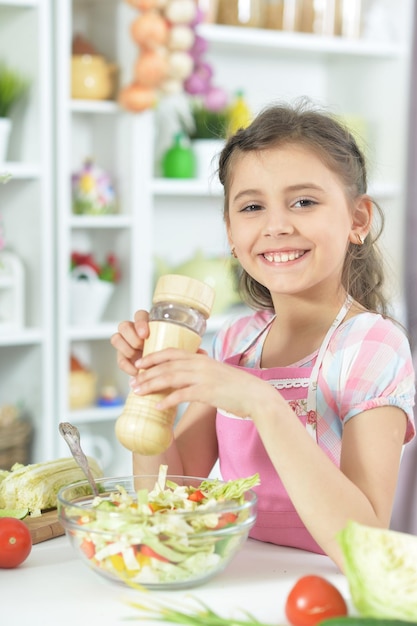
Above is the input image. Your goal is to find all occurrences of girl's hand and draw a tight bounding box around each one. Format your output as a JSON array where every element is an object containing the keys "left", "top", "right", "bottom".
[
  {"left": 110, "top": 310, "right": 150, "bottom": 376},
  {"left": 132, "top": 348, "right": 280, "bottom": 420}
]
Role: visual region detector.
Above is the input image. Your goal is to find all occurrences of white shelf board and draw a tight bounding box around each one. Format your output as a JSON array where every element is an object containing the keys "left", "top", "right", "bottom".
[
  {"left": 199, "top": 24, "right": 406, "bottom": 58},
  {"left": 70, "top": 215, "right": 132, "bottom": 229},
  {"left": 0, "top": 327, "right": 43, "bottom": 345},
  {"left": 0, "top": 0, "right": 39, "bottom": 7},
  {"left": 152, "top": 178, "right": 222, "bottom": 197},
  {"left": 69, "top": 405, "right": 122, "bottom": 424},
  {"left": 0, "top": 162, "right": 41, "bottom": 179},
  {"left": 70, "top": 99, "right": 120, "bottom": 114},
  {"left": 68, "top": 321, "right": 119, "bottom": 341}
]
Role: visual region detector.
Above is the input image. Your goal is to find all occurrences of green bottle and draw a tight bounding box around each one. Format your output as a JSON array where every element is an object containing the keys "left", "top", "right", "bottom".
[{"left": 162, "top": 132, "right": 196, "bottom": 179}]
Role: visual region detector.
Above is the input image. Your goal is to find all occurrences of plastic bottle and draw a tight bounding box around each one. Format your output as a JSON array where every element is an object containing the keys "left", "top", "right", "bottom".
[
  {"left": 115, "top": 274, "right": 215, "bottom": 455},
  {"left": 228, "top": 90, "right": 252, "bottom": 136},
  {"left": 162, "top": 132, "right": 196, "bottom": 179}
]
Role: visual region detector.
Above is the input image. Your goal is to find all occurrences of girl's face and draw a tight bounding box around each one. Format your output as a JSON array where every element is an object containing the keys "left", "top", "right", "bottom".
[{"left": 227, "top": 144, "right": 370, "bottom": 303}]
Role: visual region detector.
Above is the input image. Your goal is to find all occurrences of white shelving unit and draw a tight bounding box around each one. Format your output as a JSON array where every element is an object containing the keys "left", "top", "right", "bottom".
[
  {"left": 54, "top": 0, "right": 153, "bottom": 475},
  {"left": 0, "top": 0, "right": 54, "bottom": 463},
  {"left": 1, "top": 0, "right": 413, "bottom": 474}
]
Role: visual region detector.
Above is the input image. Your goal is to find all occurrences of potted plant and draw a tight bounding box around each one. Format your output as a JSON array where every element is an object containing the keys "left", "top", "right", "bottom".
[
  {"left": 189, "top": 97, "right": 230, "bottom": 141},
  {"left": 186, "top": 94, "right": 230, "bottom": 180},
  {"left": 0, "top": 61, "right": 29, "bottom": 162}
]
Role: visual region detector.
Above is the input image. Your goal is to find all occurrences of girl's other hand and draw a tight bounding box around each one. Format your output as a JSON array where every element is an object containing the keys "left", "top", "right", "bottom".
[{"left": 110, "top": 309, "right": 150, "bottom": 376}]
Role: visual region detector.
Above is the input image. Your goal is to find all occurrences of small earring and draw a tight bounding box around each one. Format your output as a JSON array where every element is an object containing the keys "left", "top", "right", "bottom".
[
  {"left": 356, "top": 233, "right": 364, "bottom": 246},
  {"left": 231, "top": 246, "right": 237, "bottom": 258}
]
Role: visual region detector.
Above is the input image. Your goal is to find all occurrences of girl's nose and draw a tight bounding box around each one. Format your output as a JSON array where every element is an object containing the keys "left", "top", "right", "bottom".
[{"left": 263, "top": 208, "right": 294, "bottom": 236}]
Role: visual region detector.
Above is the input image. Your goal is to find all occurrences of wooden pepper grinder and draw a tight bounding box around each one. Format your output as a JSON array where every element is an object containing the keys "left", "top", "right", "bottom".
[{"left": 115, "top": 274, "right": 215, "bottom": 455}]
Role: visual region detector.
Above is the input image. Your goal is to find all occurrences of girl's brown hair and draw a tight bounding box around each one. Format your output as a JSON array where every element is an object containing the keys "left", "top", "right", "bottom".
[{"left": 218, "top": 100, "right": 388, "bottom": 315}]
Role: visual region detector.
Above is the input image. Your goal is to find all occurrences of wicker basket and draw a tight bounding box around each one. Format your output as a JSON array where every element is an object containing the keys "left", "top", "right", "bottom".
[{"left": 0, "top": 419, "right": 33, "bottom": 470}]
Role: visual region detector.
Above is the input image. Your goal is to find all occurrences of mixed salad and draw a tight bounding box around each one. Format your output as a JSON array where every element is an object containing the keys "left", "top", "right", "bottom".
[{"left": 61, "top": 466, "right": 259, "bottom": 586}]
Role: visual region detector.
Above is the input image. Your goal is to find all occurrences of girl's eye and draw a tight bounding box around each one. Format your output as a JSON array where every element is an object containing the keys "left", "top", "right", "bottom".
[
  {"left": 293, "top": 198, "right": 317, "bottom": 209},
  {"left": 240, "top": 203, "right": 263, "bottom": 213}
]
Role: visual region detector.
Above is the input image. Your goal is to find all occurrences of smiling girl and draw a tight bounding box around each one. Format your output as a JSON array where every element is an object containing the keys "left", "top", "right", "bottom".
[{"left": 111, "top": 102, "right": 415, "bottom": 569}]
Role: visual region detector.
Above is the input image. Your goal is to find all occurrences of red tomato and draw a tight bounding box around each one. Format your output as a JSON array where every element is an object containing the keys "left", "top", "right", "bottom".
[
  {"left": 0, "top": 518, "right": 32, "bottom": 569},
  {"left": 285, "top": 575, "right": 348, "bottom": 626}
]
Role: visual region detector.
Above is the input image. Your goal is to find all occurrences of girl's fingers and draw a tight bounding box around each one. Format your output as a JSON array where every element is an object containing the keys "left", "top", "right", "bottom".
[
  {"left": 133, "top": 310, "right": 150, "bottom": 339},
  {"left": 118, "top": 355, "right": 139, "bottom": 377},
  {"left": 112, "top": 321, "right": 143, "bottom": 350},
  {"left": 134, "top": 348, "right": 192, "bottom": 369},
  {"left": 111, "top": 332, "right": 141, "bottom": 363}
]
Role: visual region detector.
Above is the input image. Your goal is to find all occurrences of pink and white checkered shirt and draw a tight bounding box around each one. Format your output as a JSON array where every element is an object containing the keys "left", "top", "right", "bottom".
[{"left": 212, "top": 307, "right": 415, "bottom": 552}]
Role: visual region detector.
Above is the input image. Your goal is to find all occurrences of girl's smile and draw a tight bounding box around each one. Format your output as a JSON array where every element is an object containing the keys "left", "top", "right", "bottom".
[{"left": 262, "top": 249, "right": 308, "bottom": 264}]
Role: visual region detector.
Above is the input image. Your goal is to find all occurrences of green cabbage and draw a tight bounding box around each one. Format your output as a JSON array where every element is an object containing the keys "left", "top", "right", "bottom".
[
  {"left": 0, "top": 457, "right": 103, "bottom": 515},
  {"left": 338, "top": 521, "right": 417, "bottom": 622}
]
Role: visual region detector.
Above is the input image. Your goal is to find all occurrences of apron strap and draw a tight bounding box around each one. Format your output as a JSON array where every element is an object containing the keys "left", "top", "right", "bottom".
[{"left": 306, "top": 295, "right": 353, "bottom": 439}]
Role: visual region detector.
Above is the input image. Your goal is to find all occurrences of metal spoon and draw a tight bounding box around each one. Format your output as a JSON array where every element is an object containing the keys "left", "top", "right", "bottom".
[{"left": 59, "top": 422, "right": 99, "bottom": 496}]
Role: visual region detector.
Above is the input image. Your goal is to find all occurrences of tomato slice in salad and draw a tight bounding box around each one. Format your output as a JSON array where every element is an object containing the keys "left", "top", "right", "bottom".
[
  {"left": 188, "top": 489, "right": 205, "bottom": 502},
  {"left": 80, "top": 538, "right": 96, "bottom": 559},
  {"left": 138, "top": 545, "right": 170, "bottom": 562},
  {"left": 215, "top": 512, "right": 238, "bottom": 529}
]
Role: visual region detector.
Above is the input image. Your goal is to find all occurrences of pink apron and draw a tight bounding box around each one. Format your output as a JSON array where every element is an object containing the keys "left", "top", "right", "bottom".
[{"left": 216, "top": 297, "right": 352, "bottom": 554}]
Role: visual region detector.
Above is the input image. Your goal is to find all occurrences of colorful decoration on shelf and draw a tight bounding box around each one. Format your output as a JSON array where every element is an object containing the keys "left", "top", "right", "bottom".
[
  {"left": 119, "top": 0, "right": 228, "bottom": 114},
  {"left": 71, "top": 159, "right": 117, "bottom": 215},
  {"left": 97, "top": 385, "right": 124, "bottom": 408},
  {"left": 70, "top": 251, "right": 121, "bottom": 284}
]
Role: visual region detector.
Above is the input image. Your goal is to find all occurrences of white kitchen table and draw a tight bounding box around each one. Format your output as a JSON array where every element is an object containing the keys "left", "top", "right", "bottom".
[{"left": 1, "top": 534, "right": 351, "bottom": 626}]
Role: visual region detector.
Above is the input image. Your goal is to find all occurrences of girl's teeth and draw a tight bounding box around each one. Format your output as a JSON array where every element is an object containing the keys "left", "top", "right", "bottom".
[{"left": 264, "top": 251, "right": 304, "bottom": 263}]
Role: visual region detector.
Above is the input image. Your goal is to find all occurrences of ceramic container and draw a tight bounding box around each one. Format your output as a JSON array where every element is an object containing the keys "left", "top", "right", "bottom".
[{"left": 71, "top": 54, "right": 117, "bottom": 100}]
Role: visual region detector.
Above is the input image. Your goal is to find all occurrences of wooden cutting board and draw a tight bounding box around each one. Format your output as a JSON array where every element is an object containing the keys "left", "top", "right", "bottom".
[{"left": 23, "top": 509, "right": 65, "bottom": 544}]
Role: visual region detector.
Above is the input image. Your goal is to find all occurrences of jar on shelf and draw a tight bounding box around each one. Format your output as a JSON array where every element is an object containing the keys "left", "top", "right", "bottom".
[
  {"left": 280, "top": 0, "right": 358, "bottom": 37},
  {"left": 264, "top": 0, "right": 284, "bottom": 30},
  {"left": 280, "top": 0, "right": 315, "bottom": 34},
  {"left": 216, "top": 0, "right": 266, "bottom": 28},
  {"left": 197, "top": 0, "right": 219, "bottom": 23}
]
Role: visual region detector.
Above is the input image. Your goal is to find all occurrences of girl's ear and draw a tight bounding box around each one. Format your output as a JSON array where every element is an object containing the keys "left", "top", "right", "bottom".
[{"left": 349, "top": 195, "right": 372, "bottom": 245}]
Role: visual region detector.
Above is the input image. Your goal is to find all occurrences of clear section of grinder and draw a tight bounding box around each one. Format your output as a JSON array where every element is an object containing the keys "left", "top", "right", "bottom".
[{"left": 149, "top": 301, "right": 208, "bottom": 336}]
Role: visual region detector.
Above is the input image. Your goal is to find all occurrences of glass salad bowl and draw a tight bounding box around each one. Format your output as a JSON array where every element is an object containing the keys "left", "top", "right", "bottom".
[{"left": 57, "top": 469, "right": 258, "bottom": 589}]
